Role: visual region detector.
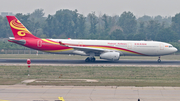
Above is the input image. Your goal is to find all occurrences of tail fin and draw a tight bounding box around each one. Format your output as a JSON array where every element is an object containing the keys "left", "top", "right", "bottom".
[{"left": 6, "top": 16, "right": 39, "bottom": 39}]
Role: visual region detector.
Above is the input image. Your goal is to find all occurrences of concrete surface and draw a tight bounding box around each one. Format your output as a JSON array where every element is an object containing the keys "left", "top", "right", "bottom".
[{"left": 0, "top": 85, "right": 180, "bottom": 101}]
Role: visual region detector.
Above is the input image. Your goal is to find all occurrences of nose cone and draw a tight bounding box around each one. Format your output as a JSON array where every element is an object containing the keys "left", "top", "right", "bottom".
[{"left": 174, "top": 47, "right": 178, "bottom": 52}]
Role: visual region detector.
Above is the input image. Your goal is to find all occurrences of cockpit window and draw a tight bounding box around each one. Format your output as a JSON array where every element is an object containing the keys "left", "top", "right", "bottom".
[{"left": 169, "top": 46, "right": 173, "bottom": 48}]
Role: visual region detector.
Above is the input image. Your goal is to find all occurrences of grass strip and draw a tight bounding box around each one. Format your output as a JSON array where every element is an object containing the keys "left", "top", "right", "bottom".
[{"left": 0, "top": 65, "right": 180, "bottom": 86}]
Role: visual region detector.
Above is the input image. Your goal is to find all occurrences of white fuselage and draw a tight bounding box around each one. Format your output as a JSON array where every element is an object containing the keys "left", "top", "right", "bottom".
[{"left": 49, "top": 39, "right": 178, "bottom": 56}]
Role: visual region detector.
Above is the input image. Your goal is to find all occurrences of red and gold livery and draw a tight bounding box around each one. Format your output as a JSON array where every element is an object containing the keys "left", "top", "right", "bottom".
[{"left": 6, "top": 16, "right": 177, "bottom": 62}]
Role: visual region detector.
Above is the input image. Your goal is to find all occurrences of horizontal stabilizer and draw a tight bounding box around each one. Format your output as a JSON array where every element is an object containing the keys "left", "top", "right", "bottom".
[{"left": 8, "top": 39, "right": 26, "bottom": 45}]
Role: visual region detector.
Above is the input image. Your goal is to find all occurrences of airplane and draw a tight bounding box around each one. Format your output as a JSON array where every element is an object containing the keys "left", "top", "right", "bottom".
[{"left": 6, "top": 16, "right": 178, "bottom": 63}]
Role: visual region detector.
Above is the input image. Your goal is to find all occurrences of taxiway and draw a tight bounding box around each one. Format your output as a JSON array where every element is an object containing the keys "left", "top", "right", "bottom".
[{"left": 0, "top": 85, "right": 180, "bottom": 101}]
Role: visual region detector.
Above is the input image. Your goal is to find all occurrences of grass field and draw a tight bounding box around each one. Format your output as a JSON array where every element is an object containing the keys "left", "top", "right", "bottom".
[
  {"left": 0, "top": 54, "right": 180, "bottom": 86},
  {"left": 1, "top": 65, "right": 180, "bottom": 86},
  {"left": 0, "top": 54, "right": 179, "bottom": 60}
]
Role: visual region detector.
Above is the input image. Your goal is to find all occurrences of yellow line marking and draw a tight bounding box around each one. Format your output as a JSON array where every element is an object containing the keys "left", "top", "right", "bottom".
[
  {"left": 58, "top": 97, "right": 65, "bottom": 101},
  {"left": 0, "top": 100, "right": 9, "bottom": 101}
]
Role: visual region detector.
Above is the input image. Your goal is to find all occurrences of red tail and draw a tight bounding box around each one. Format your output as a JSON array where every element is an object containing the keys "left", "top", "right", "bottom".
[{"left": 6, "top": 16, "right": 39, "bottom": 39}]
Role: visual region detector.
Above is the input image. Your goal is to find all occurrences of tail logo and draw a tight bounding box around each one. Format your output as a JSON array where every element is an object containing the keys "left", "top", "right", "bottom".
[{"left": 10, "top": 19, "right": 31, "bottom": 36}]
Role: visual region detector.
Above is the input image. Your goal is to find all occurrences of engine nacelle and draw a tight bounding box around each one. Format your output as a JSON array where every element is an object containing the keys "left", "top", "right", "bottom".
[{"left": 100, "top": 52, "right": 120, "bottom": 60}]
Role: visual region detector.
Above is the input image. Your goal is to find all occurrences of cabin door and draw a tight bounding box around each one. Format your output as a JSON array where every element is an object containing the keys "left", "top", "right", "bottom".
[
  {"left": 160, "top": 44, "right": 164, "bottom": 50},
  {"left": 127, "top": 43, "right": 132, "bottom": 49}
]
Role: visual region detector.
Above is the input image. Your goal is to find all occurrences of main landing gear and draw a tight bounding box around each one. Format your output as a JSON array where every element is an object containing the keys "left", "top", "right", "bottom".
[
  {"left": 157, "top": 56, "right": 161, "bottom": 63},
  {"left": 85, "top": 57, "right": 96, "bottom": 62},
  {"left": 85, "top": 53, "right": 96, "bottom": 62}
]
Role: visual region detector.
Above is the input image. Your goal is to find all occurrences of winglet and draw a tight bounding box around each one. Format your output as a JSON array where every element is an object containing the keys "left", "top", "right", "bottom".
[{"left": 59, "top": 41, "right": 66, "bottom": 46}]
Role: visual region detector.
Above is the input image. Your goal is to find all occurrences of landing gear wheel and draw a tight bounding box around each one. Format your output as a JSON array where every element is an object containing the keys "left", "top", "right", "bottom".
[
  {"left": 91, "top": 57, "right": 96, "bottom": 62},
  {"left": 158, "top": 59, "right": 161, "bottom": 63},
  {"left": 85, "top": 57, "right": 90, "bottom": 62},
  {"left": 85, "top": 57, "right": 96, "bottom": 62}
]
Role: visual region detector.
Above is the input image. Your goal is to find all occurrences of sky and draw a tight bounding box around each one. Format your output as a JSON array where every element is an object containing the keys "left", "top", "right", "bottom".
[{"left": 0, "top": 0, "right": 180, "bottom": 17}]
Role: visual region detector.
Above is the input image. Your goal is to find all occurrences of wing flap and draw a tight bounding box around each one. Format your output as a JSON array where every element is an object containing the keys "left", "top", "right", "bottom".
[{"left": 69, "top": 46, "right": 108, "bottom": 53}]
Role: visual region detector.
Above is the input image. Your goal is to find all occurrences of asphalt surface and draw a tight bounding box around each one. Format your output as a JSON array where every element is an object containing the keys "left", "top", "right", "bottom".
[
  {"left": 0, "top": 85, "right": 180, "bottom": 101},
  {"left": 0, "top": 59, "right": 180, "bottom": 66}
]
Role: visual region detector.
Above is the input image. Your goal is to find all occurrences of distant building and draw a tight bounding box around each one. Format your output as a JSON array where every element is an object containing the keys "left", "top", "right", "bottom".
[{"left": 1, "top": 12, "right": 14, "bottom": 17}]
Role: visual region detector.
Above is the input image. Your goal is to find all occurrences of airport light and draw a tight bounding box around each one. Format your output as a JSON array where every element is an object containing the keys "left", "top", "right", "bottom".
[{"left": 27, "top": 59, "right": 31, "bottom": 68}]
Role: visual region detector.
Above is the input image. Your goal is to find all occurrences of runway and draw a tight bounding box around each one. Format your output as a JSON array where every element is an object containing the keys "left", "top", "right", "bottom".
[
  {"left": 0, "top": 85, "right": 180, "bottom": 101},
  {"left": 0, "top": 59, "right": 180, "bottom": 66}
]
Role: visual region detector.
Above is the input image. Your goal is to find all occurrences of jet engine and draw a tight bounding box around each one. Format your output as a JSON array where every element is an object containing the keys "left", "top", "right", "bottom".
[{"left": 100, "top": 52, "right": 120, "bottom": 60}]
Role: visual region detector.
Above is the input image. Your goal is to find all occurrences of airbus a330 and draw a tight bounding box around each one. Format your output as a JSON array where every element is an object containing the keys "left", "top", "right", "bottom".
[{"left": 6, "top": 16, "right": 178, "bottom": 63}]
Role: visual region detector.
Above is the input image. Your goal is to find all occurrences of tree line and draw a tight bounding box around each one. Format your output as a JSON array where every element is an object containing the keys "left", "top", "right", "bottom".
[{"left": 0, "top": 9, "right": 180, "bottom": 51}]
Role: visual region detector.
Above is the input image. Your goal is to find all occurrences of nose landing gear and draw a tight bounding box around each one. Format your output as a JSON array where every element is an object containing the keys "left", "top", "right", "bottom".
[{"left": 157, "top": 56, "right": 161, "bottom": 63}]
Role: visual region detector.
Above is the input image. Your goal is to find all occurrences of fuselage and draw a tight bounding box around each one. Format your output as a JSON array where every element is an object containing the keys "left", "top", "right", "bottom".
[{"left": 15, "top": 38, "right": 177, "bottom": 56}]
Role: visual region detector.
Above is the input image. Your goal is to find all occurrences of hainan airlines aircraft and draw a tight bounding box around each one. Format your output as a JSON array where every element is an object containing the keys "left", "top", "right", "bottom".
[{"left": 6, "top": 16, "right": 178, "bottom": 63}]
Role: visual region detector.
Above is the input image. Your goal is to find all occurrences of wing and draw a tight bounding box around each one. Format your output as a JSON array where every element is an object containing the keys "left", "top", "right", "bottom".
[{"left": 59, "top": 41, "right": 109, "bottom": 54}]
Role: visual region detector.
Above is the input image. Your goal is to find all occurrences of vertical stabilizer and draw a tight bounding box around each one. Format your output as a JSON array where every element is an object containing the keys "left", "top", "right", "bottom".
[{"left": 6, "top": 16, "right": 38, "bottom": 39}]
